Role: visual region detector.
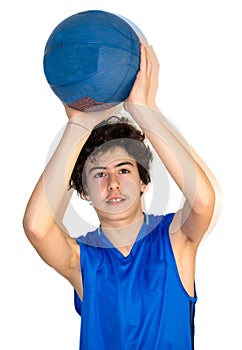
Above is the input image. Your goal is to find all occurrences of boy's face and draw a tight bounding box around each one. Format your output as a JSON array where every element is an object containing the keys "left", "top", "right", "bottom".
[{"left": 83, "top": 146, "right": 147, "bottom": 223}]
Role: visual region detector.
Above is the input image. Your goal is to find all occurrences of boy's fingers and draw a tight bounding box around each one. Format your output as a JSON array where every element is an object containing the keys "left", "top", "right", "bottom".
[
  {"left": 139, "top": 44, "right": 147, "bottom": 72},
  {"left": 147, "top": 45, "right": 160, "bottom": 72}
]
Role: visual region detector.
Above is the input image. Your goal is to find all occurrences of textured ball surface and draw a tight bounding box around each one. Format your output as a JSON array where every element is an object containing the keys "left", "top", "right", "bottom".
[{"left": 43, "top": 10, "right": 141, "bottom": 111}]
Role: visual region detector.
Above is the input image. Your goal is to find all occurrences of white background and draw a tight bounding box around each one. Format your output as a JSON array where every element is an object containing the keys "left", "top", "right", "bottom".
[{"left": 1, "top": 0, "right": 241, "bottom": 349}]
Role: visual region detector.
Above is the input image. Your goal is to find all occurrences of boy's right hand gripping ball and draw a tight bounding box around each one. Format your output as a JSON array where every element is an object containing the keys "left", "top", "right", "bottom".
[{"left": 43, "top": 10, "right": 141, "bottom": 112}]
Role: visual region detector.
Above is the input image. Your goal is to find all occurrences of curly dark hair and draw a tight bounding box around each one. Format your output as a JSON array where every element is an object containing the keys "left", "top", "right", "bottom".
[{"left": 69, "top": 116, "right": 153, "bottom": 197}]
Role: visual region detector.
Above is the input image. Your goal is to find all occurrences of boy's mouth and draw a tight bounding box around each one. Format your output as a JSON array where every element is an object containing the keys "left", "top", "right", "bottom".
[{"left": 106, "top": 195, "right": 126, "bottom": 204}]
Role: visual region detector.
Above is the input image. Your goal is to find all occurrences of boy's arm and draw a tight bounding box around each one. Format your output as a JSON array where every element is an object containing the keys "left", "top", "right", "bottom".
[
  {"left": 22, "top": 109, "right": 113, "bottom": 287},
  {"left": 23, "top": 119, "right": 89, "bottom": 278},
  {"left": 125, "top": 45, "right": 220, "bottom": 246}
]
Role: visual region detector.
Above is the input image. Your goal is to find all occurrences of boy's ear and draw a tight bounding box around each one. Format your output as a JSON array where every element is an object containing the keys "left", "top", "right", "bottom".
[
  {"left": 140, "top": 181, "right": 148, "bottom": 193},
  {"left": 81, "top": 190, "right": 90, "bottom": 201}
]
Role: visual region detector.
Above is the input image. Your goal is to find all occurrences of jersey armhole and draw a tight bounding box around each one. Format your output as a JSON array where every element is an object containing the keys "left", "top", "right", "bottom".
[{"left": 163, "top": 214, "right": 197, "bottom": 301}]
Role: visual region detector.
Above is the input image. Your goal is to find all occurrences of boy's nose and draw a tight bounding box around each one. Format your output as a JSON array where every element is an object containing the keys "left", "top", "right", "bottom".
[{"left": 107, "top": 173, "right": 120, "bottom": 191}]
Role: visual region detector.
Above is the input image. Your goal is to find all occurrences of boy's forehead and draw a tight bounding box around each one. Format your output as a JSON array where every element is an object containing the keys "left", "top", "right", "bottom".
[{"left": 85, "top": 147, "right": 136, "bottom": 168}]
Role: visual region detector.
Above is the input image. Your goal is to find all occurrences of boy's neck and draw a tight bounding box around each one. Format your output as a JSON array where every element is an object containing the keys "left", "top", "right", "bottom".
[{"left": 99, "top": 212, "right": 146, "bottom": 254}]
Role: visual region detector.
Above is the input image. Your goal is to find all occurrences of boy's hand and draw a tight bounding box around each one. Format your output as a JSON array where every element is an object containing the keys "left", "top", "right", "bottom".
[
  {"left": 124, "top": 44, "right": 160, "bottom": 111},
  {"left": 63, "top": 103, "right": 123, "bottom": 130},
  {"left": 63, "top": 104, "right": 84, "bottom": 120}
]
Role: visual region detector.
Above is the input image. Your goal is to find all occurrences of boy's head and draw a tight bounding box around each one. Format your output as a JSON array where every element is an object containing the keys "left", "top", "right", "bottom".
[{"left": 69, "top": 116, "right": 153, "bottom": 198}]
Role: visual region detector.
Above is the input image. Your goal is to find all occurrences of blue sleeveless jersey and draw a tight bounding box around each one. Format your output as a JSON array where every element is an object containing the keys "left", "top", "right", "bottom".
[{"left": 74, "top": 214, "right": 197, "bottom": 350}]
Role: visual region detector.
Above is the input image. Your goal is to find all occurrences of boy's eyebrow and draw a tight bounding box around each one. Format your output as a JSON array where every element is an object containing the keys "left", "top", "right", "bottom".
[
  {"left": 89, "top": 166, "right": 106, "bottom": 173},
  {"left": 116, "top": 161, "right": 134, "bottom": 168},
  {"left": 89, "top": 161, "right": 134, "bottom": 173}
]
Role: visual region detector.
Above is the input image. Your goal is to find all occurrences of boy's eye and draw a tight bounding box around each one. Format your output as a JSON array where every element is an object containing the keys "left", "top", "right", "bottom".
[
  {"left": 94, "top": 172, "right": 106, "bottom": 178},
  {"left": 119, "top": 168, "right": 130, "bottom": 174}
]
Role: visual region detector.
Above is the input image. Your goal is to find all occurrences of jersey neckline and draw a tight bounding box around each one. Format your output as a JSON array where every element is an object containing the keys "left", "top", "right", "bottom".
[{"left": 97, "top": 213, "right": 161, "bottom": 260}]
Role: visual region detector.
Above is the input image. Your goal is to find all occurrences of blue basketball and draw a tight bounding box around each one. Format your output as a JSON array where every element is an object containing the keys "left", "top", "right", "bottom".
[{"left": 43, "top": 10, "right": 141, "bottom": 111}]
